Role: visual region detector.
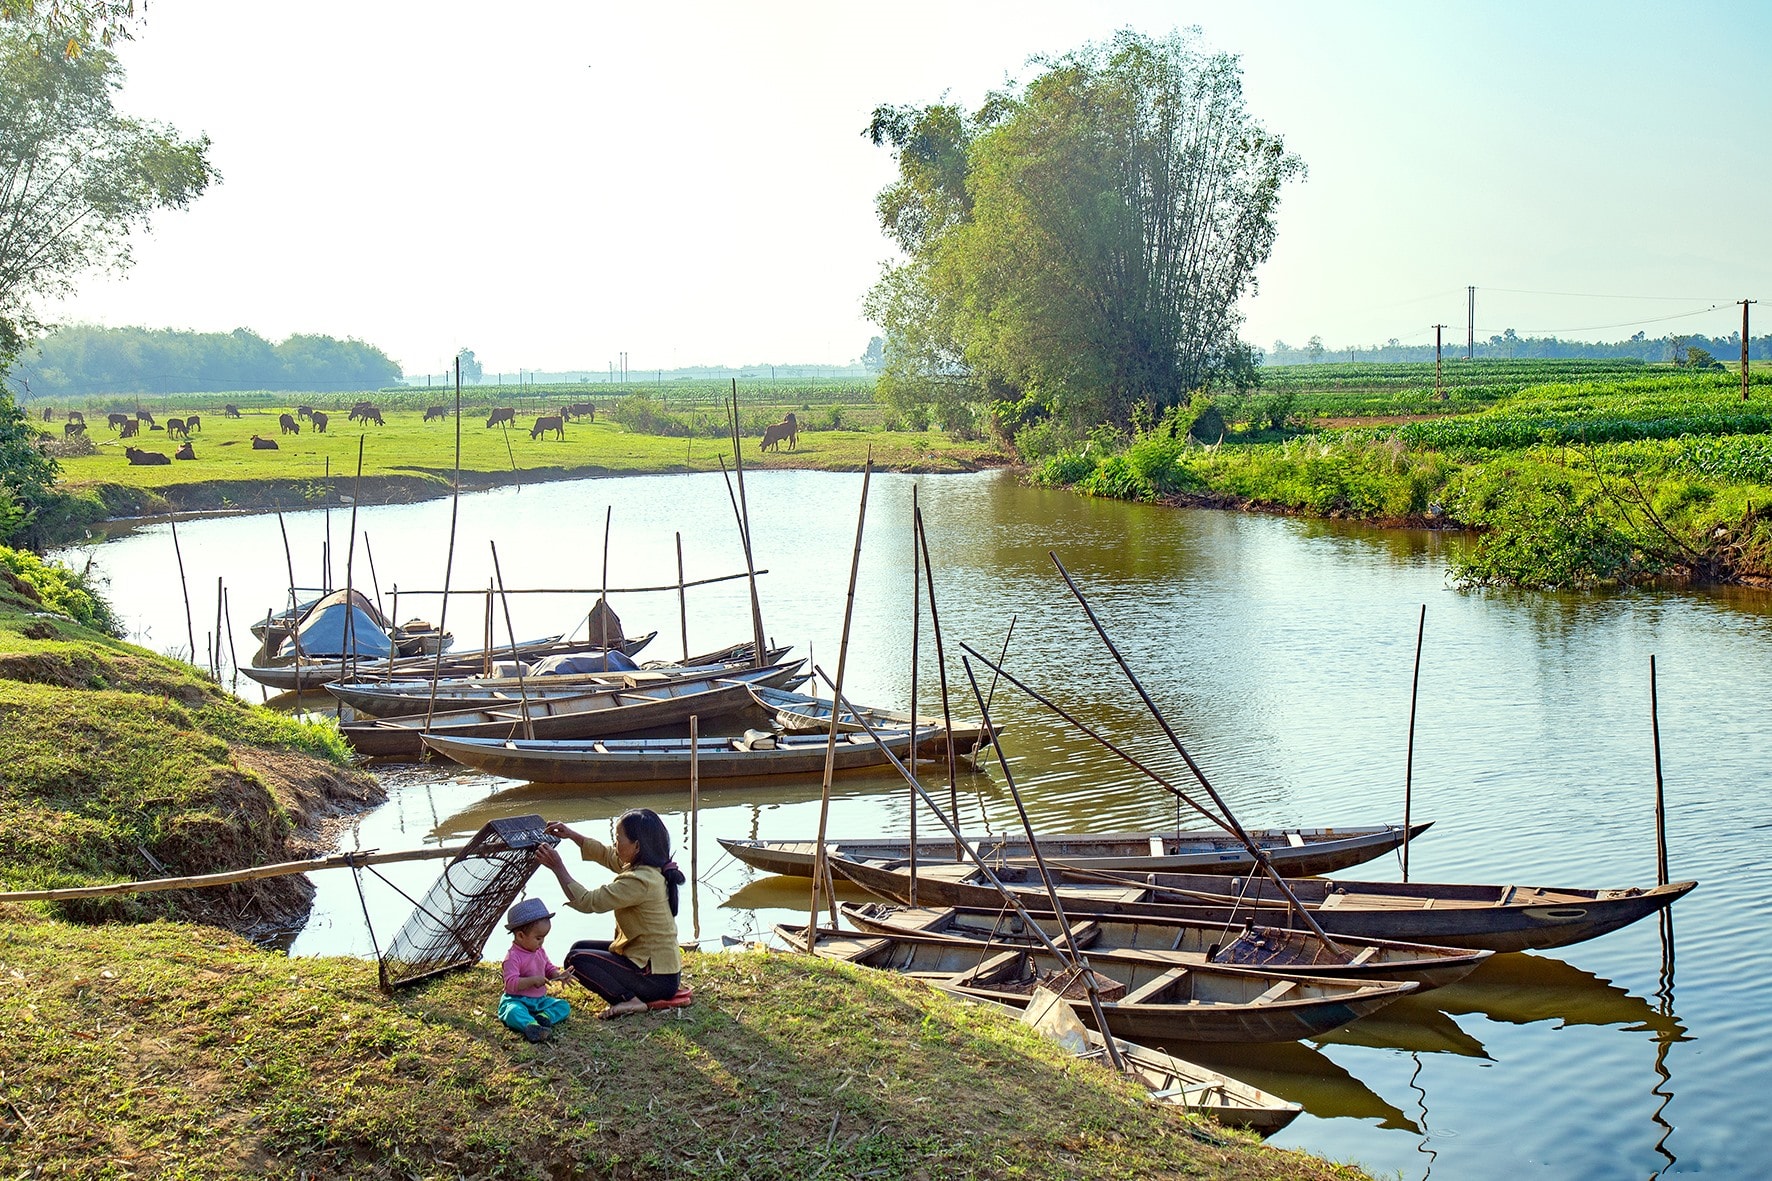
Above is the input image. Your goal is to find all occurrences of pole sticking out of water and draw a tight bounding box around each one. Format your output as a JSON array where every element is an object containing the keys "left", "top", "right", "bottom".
[
  {"left": 728, "top": 381, "right": 768, "bottom": 667},
  {"left": 809, "top": 455, "right": 872, "bottom": 941},
  {"left": 364, "top": 534, "right": 384, "bottom": 613},
  {"left": 689, "top": 712, "right": 701, "bottom": 942},
  {"left": 342, "top": 436, "right": 365, "bottom": 686},
  {"left": 908, "top": 484, "right": 921, "bottom": 905},
  {"left": 323, "top": 456, "right": 333, "bottom": 590},
  {"left": 676, "top": 532, "right": 689, "bottom": 663},
  {"left": 212, "top": 575, "right": 224, "bottom": 681},
  {"left": 423, "top": 358, "right": 465, "bottom": 733},
  {"left": 1650, "top": 654, "right": 1668, "bottom": 886},
  {"left": 598, "top": 506, "right": 612, "bottom": 653},
  {"left": 490, "top": 541, "right": 535, "bottom": 740},
  {"left": 913, "top": 504, "right": 962, "bottom": 856},
  {"left": 1403, "top": 603, "right": 1426, "bottom": 883},
  {"left": 167, "top": 513, "right": 198, "bottom": 669},
  {"left": 223, "top": 586, "right": 239, "bottom": 690}
]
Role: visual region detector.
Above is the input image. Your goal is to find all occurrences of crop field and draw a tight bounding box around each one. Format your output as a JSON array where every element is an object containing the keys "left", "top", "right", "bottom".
[{"left": 1264, "top": 357, "right": 1659, "bottom": 418}]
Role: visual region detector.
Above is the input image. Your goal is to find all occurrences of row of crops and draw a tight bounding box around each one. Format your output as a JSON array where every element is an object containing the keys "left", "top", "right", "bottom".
[{"left": 1263, "top": 358, "right": 1660, "bottom": 418}]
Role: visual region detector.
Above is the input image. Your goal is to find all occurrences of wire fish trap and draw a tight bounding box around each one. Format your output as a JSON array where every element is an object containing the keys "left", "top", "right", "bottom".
[{"left": 369, "top": 814, "right": 558, "bottom": 994}]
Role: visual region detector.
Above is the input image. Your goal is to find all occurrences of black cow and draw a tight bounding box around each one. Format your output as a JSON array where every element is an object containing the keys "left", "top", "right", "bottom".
[
  {"left": 107, "top": 412, "right": 130, "bottom": 431},
  {"left": 118, "top": 419, "right": 139, "bottom": 438},
  {"left": 530, "top": 415, "right": 564, "bottom": 440},
  {"left": 486, "top": 407, "right": 516, "bottom": 428},
  {"left": 63, "top": 421, "right": 86, "bottom": 437},
  {"left": 223, "top": 404, "right": 241, "bottom": 418},
  {"left": 166, "top": 418, "right": 189, "bottom": 439},
  {"left": 124, "top": 446, "right": 170, "bottom": 466},
  {"left": 279, "top": 413, "right": 300, "bottom": 435},
  {"left": 251, "top": 435, "right": 278, "bottom": 450},
  {"left": 175, "top": 441, "right": 196, "bottom": 460},
  {"left": 424, "top": 405, "right": 449, "bottom": 422},
  {"left": 184, "top": 414, "right": 201, "bottom": 433},
  {"left": 311, "top": 410, "right": 329, "bottom": 432}
]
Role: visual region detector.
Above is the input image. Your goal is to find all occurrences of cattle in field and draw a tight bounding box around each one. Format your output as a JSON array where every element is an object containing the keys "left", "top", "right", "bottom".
[
  {"left": 348, "top": 402, "right": 384, "bottom": 425},
  {"left": 251, "top": 435, "right": 278, "bottom": 450},
  {"left": 67, "top": 410, "right": 84, "bottom": 425},
  {"left": 561, "top": 401, "right": 597, "bottom": 422},
  {"left": 223, "top": 404, "right": 241, "bottom": 418},
  {"left": 63, "top": 421, "right": 86, "bottom": 437},
  {"left": 136, "top": 410, "right": 154, "bottom": 426},
  {"left": 107, "top": 412, "right": 130, "bottom": 431},
  {"left": 184, "top": 414, "right": 200, "bottom": 433},
  {"left": 279, "top": 413, "right": 300, "bottom": 435},
  {"left": 166, "top": 418, "right": 189, "bottom": 439},
  {"left": 41, "top": 407, "right": 53, "bottom": 421},
  {"left": 424, "top": 405, "right": 448, "bottom": 422},
  {"left": 310, "top": 410, "right": 329, "bottom": 432},
  {"left": 124, "top": 446, "right": 170, "bottom": 465},
  {"left": 118, "top": 419, "right": 139, "bottom": 438},
  {"left": 759, "top": 412, "right": 799, "bottom": 452},
  {"left": 486, "top": 407, "right": 516, "bottom": 428},
  {"left": 175, "top": 441, "right": 196, "bottom": 460},
  {"left": 530, "top": 415, "right": 564, "bottom": 440},
  {"left": 297, "top": 405, "right": 315, "bottom": 420}
]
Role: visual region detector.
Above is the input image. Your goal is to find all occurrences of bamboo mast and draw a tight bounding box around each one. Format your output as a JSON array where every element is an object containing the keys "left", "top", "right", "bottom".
[
  {"left": 676, "top": 532, "right": 689, "bottom": 662},
  {"left": 1650, "top": 655, "right": 1668, "bottom": 886},
  {"left": 597, "top": 506, "right": 612, "bottom": 653},
  {"left": 809, "top": 456, "right": 872, "bottom": 939},
  {"left": 913, "top": 504, "right": 962, "bottom": 856},
  {"left": 727, "top": 382, "right": 768, "bottom": 667},
  {"left": 364, "top": 534, "right": 384, "bottom": 615},
  {"left": 274, "top": 507, "right": 304, "bottom": 698},
  {"left": 423, "top": 359, "right": 466, "bottom": 731},
  {"left": 489, "top": 540, "right": 535, "bottom": 739},
  {"left": 342, "top": 436, "right": 365, "bottom": 686}
]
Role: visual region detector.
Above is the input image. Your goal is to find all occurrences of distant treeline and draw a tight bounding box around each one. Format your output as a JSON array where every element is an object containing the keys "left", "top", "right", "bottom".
[
  {"left": 9, "top": 325, "right": 402, "bottom": 398},
  {"left": 1266, "top": 331, "right": 1772, "bottom": 366}
]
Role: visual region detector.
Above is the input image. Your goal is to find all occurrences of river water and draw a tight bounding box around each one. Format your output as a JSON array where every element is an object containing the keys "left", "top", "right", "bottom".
[{"left": 57, "top": 469, "right": 1771, "bottom": 1180}]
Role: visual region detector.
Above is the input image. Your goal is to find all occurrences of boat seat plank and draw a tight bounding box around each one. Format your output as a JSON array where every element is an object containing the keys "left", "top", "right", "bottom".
[
  {"left": 1347, "top": 945, "right": 1380, "bottom": 965},
  {"left": 1121, "top": 966, "right": 1189, "bottom": 1006},
  {"left": 1255, "top": 979, "right": 1298, "bottom": 1003},
  {"left": 1149, "top": 837, "right": 1166, "bottom": 857},
  {"left": 1286, "top": 831, "right": 1306, "bottom": 847}
]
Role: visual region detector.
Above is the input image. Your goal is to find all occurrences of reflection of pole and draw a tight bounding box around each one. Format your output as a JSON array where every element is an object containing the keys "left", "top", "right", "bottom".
[
  {"left": 1403, "top": 604, "right": 1426, "bottom": 882},
  {"left": 1650, "top": 655, "right": 1668, "bottom": 885},
  {"left": 908, "top": 485, "right": 920, "bottom": 905},
  {"left": 689, "top": 713, "right": 700, "bottom": 942}
]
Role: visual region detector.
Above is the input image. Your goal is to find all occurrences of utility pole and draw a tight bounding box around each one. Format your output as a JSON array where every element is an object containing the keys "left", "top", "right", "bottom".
[
  {"left": 1467, "top": 286, "right": 1475, "bottom": 361},
  {"left": 1742, "top": 300, "right": 1758, "bottom": 401},
  {"left": 1433, "top": 324, "right": 1447, "bottom": 400}
]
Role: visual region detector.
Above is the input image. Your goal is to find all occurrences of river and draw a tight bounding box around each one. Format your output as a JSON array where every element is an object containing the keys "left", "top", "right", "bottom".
[{"left": 56, "top": 468, "right": 1771, "bottom": 1179}]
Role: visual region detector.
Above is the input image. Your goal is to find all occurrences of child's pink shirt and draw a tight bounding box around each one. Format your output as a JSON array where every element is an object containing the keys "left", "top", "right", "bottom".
[{"left": 502, "top": 943, "right": 557, "bottom": 997}]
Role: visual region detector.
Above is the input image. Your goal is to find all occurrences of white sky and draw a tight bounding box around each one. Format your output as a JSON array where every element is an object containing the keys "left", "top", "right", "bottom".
[{"left": 41, "top": 0, "right": 1772, "bottom": 377}]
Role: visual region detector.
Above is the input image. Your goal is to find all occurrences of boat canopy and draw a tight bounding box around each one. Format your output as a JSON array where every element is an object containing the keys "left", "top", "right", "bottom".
[{"left": 284, "top": 588, "right": 395, "bottom": 658}]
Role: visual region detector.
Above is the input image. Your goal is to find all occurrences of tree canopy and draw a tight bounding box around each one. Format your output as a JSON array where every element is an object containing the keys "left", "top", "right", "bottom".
[
  {"left": 14, "top": 325, "right": 403, "bottom": 396},
  {"left": 865, "top": 29, "right": 1302, "bottom": 441}
]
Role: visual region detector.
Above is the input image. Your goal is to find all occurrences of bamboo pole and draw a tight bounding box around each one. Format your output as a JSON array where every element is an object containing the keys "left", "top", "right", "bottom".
[
  {"left": 364, "top": 534, "right": 384, "bottom": 614},
  {"left": 489, "top": 541, "right": 535, "bottom": 740},
  {"left": 376, "top": 570, "right": 765, "bottom": 597},
  {"left": 323, "top": 456, "right": 333, "bottom": 590},
  {"left": 212, "top": 575, "right": 224, "bottom": 681},
  {"left": 908, "top": 485, "right": 921, "bottom": 905},
  {"left": 0, "top": 844, "right": 467, "bottom": 903},
  {"left": 168, "top": 513, "right": 198, "bottom": 668},
  {"left": 676, "top": 532, "right": 689, "bottom": 663},
  {"left": 1650, "top": 654, "right": 1668, "bottom": 886},
  {"left": 223, "top": 587, "right": 239, "bottom": 691},
  {"left": 809, "top": 456, "right": 872, "bottom": 939},
  {"left": 1049, "top": 553, "right": 1338, "bottom": 946},
  {"left": 690, "top": 712, "right": 700, "bottom": 942},
  {"left": 913, "top": 505, "right": 961, "bottom": 856},
  {"left": 387, "top": 586, "right": 397, "bottom": 685},
  {"left": 273, "top": 508, "right": 308, "bottom": 699},
  {"left": 598, "top": 506, "right": 612, "bottom": 652},
  {"left": 727, "top": 383, "right": 768, "bottom": 667},
  {"left": 1403, "top": 604, "right": 1426, "bottom": 882},
  {"left": 343, "top": 435, "right": 365, "bottom": 686},
  {"left": 423, "top": 361, "right": 465, "bottom": 732}
]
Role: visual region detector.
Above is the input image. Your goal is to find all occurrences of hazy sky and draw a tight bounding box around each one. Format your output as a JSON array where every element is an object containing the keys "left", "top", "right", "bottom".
[{"left": 41, "top": 0, "right": 1772, "bottom": 377}]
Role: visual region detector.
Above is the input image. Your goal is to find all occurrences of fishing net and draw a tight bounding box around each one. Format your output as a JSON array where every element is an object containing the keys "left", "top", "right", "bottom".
[{"left": 374, "top": 814, "right": 559, "bottom": 993}]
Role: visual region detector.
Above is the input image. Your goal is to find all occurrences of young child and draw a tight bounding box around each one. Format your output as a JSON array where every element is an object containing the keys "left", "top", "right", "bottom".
[{"left": 498, "top": 897, "right": 571, "bottom": 1042}]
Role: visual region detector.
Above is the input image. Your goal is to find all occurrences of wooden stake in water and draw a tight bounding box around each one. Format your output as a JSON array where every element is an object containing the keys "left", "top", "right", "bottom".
[
  {"left": 809, "top": 456, "right": 873, "bottom": 940},
  {"left": 212, "top": 575, "right": 224, "bottom": 681},
  {"left": 342, "top": 435, "right": 365, "bottom": 685},
  {"left": 598, "top": 506, "right": 612, "bottom": 652},
  {"left": 1403, "top": 603, "right": 1426, "bottom": 882},
  {"left": 913, "top": 504, "right": 961, "bottom": 856},
  {"left": 677, "top": 532, "right": 689, "bottom": 663},
  {"left": 223, "top": 587, "right": 239, "bottom": 690},
  {"left": 728, "top": 382, "right": 768, "bottom": 667},
  {"left": 689, "top": 712, "right": 701, "bottom": 942},
  {"left": 1650, "top": 654, "right": 1668, "bottom": 886},
  {"left": 423, "top": 361, "right": 466, "bottom": 732},
  {"left": 908, "top": 484, "right": 921, "bottom": 904},
  {"left": 364, "top": 533, "right": 384, "bottom": 613},
  {"left": 490, "top": 541, "right": 534, "bottom": 739},
  {"left": 168, "top": 514, "right": 198, "bottom": 668}
]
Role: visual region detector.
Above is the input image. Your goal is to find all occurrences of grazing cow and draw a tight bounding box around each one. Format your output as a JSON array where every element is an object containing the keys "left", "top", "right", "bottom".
[
  {"left": 251, "top": 434, "right": 278, "bottom": 450},
  {"left": 359, "top": 406, "right": 383, "bottom": 426},
  {"left": 107, "top": 412, "right": 130, "bottom": 431},
  {"left": 40, "top": 407, "right": 53, "bottom": 421},
  {"left": 486, "top": 407, "right": 516, "bottom": 428},
  {"left": 118, "top": 419, "right": 139, "bottom": 438},
  {"left": 347, "top": 401, "right": 374, "bottom": 421},
  {"left": 279, "top": 413, "right": 300, "bottom": 435},
  {"left": 530, "top": 415, "right": 564, "bottom": 440},
  {"left": 124, "top": 446, "right": 170, "bottom": 466},
  {"left": 174, "top": 441, "right": 196, "bottom": 460},
  {"left": 310, "top": 410, "right": 329, "bottom": 432},
  {"left": 296, "top": 405, "right": 315, "bottom": 421},
  {"left": 136, "top": 410, "right": 155, "bottom": 426},
  {"left": 63, "top": 421, "right": 86, "bottom": 437},
  {"left": 184, "top": 414, "right": 200, "bottom": 433},
  {"left": 223, "top": 403, "right": 241, "bottom": 418},
  {"left": 566, "top": 400, "right": 597, "bottom": 422},
  {"left": 759, "top": 412, "right": 799, "bottom": 452},
  {"left": 424, "top": 405, "right": 448, "bottom": 422},
  {"left": 67, "top": 410, "right": 84, "bottom": 425},
  {"left": 166, "top": 418, "right": 189, "bottom": 439}
]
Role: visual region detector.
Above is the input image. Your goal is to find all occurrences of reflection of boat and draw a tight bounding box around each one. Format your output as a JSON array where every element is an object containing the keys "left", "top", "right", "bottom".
[
  {"left": 1425, "top": 952, "right": 1689, "bottom": 1040},
  {"left": 1314, "top": 993, "right": 1491, "bottom": 1058},
  {"left": 1173, "top": 1039, "right": 1420, "bottom": 1131},
  {"left": 776, "top": 924, "right": 1419, "bottom": 1043},
  {"left": 719, "top": 822, "right": 1432, "bottom": 880},
  {"left": 820, "top": 856, "right": 1697, "bottom": 953},
  {"left": 837, "top": 901, "right": 1491, "bottom": 989},
  {"left": 420, "top": 726, "right": 961, "bottom": 788},
  {"left": 339, "top": 665, "right": 807, "bottom": 759},
  {"left": 747, "top": 685, "right": 1001, "bottom": 758}
]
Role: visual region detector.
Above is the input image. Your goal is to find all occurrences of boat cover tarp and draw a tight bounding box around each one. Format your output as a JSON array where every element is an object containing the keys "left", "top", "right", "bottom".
[
  {"left": 287, "top": 588, "right": 395, "bottom": 658},
  {"left": 528, "top": 649, "right": 639, "bottom": 676}
]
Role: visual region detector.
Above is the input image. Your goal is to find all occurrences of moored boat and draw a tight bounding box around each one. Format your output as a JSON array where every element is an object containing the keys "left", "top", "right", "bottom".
[
  {"left": 238, "top": 631, "right": 658, "bottom": 692},
  {"left": 747, "top": 685, "right": 1000, "bottom": 757}
]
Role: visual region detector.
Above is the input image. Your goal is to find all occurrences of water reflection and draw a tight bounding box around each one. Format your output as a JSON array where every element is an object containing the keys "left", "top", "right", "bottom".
[
  {"left": 1163, "top": 1039, "right": 1419, "bottom": 1131},
  {"left": 1426, "top": 952, "right": 1687, "bottom": 1040}
]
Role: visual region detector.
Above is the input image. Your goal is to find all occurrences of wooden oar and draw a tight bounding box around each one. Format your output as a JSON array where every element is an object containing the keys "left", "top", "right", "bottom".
[{"left": 0, "top": 845, "right": 467, "bottom": 903}]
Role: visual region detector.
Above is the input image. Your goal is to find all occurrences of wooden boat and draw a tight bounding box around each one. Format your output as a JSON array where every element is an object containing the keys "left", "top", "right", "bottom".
[
  {"left": 327, "top": 646, "right": 794, "bottom": 717},
  {"left": 747, "top": 685, "right": 1000, "bottom": 757},
  {"left": 719, "top": 822, "right": 1431, "bottom": 880},
  {"left": 823, "top": 855, "right": 1697, "bottom": 954},
  {"left": 840, "top": 901, "right": 1492, "bottom": 990},
  {"left": 238, "top": 631, "right": 658, "bottom": 692},
  {"left": 339, "top": 664, "right": 807, "bottom": 759},
  {"left": 956, "top": 995, "right": 1301, "bottom": 1135},
  {"left": 420, "top": 725, "right": 962, "bottom": 786},
  {"left": 776, "top": 923, "right": 1418, "bottom": 1043}
]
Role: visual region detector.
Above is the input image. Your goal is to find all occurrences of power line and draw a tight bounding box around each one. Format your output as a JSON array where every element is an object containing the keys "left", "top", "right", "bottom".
[{"left": 1482, "top": 286, "right": 1739, "bottom": 303}]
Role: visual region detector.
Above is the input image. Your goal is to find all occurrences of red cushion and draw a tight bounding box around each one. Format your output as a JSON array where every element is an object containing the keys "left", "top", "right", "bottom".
[{"left": 647, "top": 987, "right": 694, "bottom": 1010}]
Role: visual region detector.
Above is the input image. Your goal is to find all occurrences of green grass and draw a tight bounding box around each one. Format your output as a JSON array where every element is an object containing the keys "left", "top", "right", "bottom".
[{"left": 0, "top": 921, "right": 1371, "bottom": 1181}]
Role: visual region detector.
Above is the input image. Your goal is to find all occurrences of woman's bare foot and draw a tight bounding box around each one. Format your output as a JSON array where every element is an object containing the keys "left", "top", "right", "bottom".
[{"left": 597, "top": 997, "right": 648, "bottom": 1020}]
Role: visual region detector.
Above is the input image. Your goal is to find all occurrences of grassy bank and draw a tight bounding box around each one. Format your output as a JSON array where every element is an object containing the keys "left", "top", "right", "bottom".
[
  {"left": 0, "top": 920, "right": 1369, "bottom": 1181},
  {"left": 1034, "top": 363, "right": 1772, "bottom": 589}
]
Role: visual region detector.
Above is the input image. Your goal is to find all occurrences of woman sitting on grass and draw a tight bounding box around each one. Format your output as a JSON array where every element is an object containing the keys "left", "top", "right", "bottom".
[{"left": 537, "top": 810, "right": 685, "bottom": 1019}]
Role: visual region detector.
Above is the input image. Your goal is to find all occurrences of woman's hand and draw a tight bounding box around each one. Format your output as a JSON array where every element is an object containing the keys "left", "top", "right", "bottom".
[
  {"left": 535, "top": 845, "right": 566, "bottom": 872},
  {"left": 545, "top": 822, "right": 584, "bottom": 845}
]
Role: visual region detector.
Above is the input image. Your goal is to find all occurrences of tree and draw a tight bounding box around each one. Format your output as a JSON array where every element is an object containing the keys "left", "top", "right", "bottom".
[
  {"left": 456, "top": 347, "right": 483, "bottom": 383},
  {"left": 864, "top": 29, "right": 1302, "bottom": 439},
  {"left": 860, "top": 335, "right": 885, "bottom": 373},
  {"left": 1306, "top": 335, "right": 1324, "bottom": 364},
  {"left": 0, "top": 26, "right": 216, "bottom": 360}
]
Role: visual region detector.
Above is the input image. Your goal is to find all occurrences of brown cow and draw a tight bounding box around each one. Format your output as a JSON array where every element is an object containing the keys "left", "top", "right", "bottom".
[
  {"left": 223, "top": 403, "right": 241, "bottom": 418},
  {"left": 107, "top": 412, "right": 130, "bottom": 431},
  {"left": 124, "top": 446, "right": 170, "bottom": 465},
  {"left": 561, "top": 401, "right": 597, "bottom": 422},
  {"left": 67, "top": 410, "right": 85, "bottom": 425},
  {"left": 118, "top": 419, "right": 139, "bottom": 438},
  {"left": 759, "top": 412, "right": 798, "bottom": 452},
  {"left": 358, "top": 406, "right": 383, "bottom": 426},
  {"left": 136, "top": 410, "right": 155, "bottom": 426},
  {"left": 424, "top": 405, "right": 449, "bottom": 422},
  {"left": 530, "top": 415, "right": 564, "bottom": 440},
  {"left": 251, "top": 435, "right": 278, "bottom": 450},
  {"left": 174, "top": 441, "right": 196, "bottom": 460},
  {"left": 184, "top": 414, "right": 201, "bottom": 433},
  {"left": 486, "top": 407, "right": 516, "bottom": 428},
  {"left": 279, "top": 413, "right": 300, "bottom": 435},
  {"left": 310, "top": 410, "right": 329, "bottom": 432},
  {"left": 63, "top": 421, "right": 86, "bottom": 437},
  {"left": 296, "top": 404, "right": 315, "bottom": 420},
  {"left": 166, "top": 418, "right": 189, "bottom": 439}
]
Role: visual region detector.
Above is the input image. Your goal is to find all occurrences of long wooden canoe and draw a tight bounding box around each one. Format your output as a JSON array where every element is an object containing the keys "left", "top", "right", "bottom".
[
  {"left": 420, "top": 725, "right": 962, "bottom": 787},
  {"left": 328, "top": 645, "right": 793, "bottom": 717},
  {"left": 777, "top": 923, "right": 1418, "bottom": 1043},
  {"left": 747, "top": 686, "right": 1000, "bottom": 758},
  {"left": 824, "top": 855, "right": 1696, "bottom": 953},
  {"left": 239, "top": 631, "right": 659, "bottom": 691},
  {"left": 340, "top": 664, "right": 807, "bottom": 759},
  {"left": 956, "top": 994, "right": 1301, "bottom": 1135},
  {"left": 840, "top": 901, "right": 1492, "bottom": 990},
  {"left": 719, "top": 822, "right": 1430, "bottom": 880}
]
